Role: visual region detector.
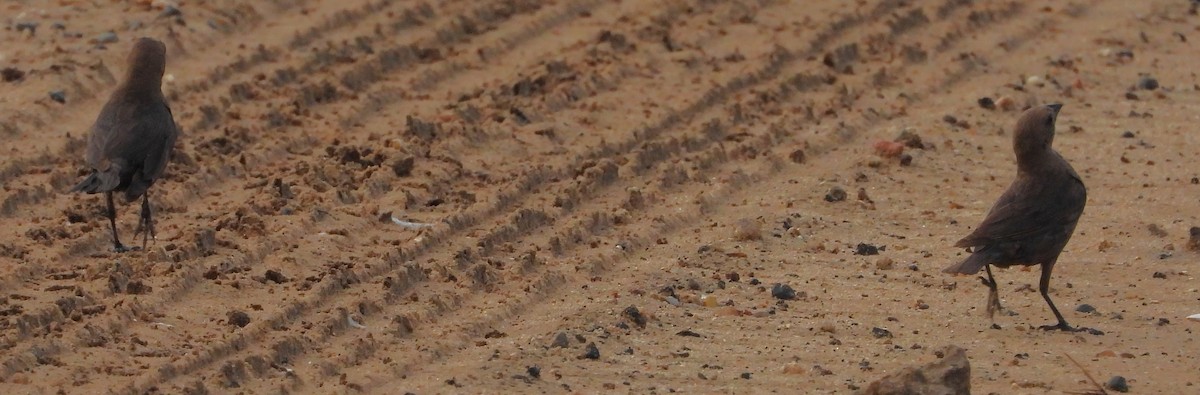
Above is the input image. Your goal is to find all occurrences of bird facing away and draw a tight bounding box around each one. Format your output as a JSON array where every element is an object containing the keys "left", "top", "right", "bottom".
[
  {"left": 943, "top": 103, "right": 1087, "bottom": 331},
  {"left": 71, "top": 37, "right": 178, "bottom": 252}
]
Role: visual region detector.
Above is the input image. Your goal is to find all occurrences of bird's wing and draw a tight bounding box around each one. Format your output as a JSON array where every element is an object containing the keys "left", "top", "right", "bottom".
[
  {"left": 84, "top": 99, "right": 122, "bottom": 171},
  {"left": 138, "top": 101, "right": 178, "bottom": 180},
  {"left": 955, "top": 170, "right": 1086, "bottom": 248}
]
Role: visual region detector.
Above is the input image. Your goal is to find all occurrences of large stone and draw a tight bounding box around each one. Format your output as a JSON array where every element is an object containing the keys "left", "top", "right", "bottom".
[{"left": 858, "top": 346, "right": 971, "bottom": 395}]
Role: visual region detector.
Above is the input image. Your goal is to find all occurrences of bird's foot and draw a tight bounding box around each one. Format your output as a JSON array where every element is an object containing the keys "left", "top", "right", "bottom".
[
  {"left": 1038, "top": 322, "right": 1075, "bottom": 331},
  {"left": 113, "top": 243, "right": 130, "bottom": 253},
  {"left": 986, "top": 299, "right": 1004, "bottom": 317},
  {"left": 1038, "top": 322, "right": 1102, "bottom": 335},
  {"left": 133, "top": 218, "right": 155, "bottom": 251}
]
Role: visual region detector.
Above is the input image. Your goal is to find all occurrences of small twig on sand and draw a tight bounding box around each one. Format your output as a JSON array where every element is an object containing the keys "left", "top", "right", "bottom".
[
  {"left": 391, "top": 216, "right": 434, "bottom": 230},
  {"left": 1064, "top": 353, "right": 1108, "bottom": 395}
]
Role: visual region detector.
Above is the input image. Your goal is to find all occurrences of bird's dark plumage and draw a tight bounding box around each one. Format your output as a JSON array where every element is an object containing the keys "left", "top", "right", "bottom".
[
  {"left": 944, "top": 103, "right": 1087, "bottom": 331},
  {"left": 71, "top": 37, "right": 177, "bottom": 252}
]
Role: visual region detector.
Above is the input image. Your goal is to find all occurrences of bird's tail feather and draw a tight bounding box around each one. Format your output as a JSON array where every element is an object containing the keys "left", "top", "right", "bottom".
[
  {"left": 943, "top": 249, "right": 992, "bottom": 275},
  {"left": 71, "top": 171, "right": 120, "bottom": 194}
]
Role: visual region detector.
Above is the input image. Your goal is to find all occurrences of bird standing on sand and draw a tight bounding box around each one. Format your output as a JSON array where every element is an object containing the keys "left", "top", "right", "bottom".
[
  {"left": 72, "top": 37, "right": 178, "bottom": 252},
  {"left": 944, "top": 103, "right": 1087, "bottom": 331}
]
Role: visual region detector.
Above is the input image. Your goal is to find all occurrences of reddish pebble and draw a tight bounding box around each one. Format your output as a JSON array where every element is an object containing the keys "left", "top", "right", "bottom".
[{"left": 873, "top": 140, "right": 905, "bottom": 158}]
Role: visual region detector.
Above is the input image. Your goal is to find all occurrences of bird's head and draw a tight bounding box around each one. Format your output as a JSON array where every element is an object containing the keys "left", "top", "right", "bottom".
[
  {"left": 1013, "top": 103, "right": 1063, "bottom": 158},
  {"left": 126, "top": 37, "right": 167, "bottom": 83}
]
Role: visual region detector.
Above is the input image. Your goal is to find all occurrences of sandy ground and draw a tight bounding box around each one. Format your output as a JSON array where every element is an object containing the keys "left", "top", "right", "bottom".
[{"left": 1, "top": 0, "right": 1199, "bottom": 393}]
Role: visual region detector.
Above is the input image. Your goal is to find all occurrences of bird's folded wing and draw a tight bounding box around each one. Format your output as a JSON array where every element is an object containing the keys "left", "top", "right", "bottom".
[{"left": 955, "top": 176, "right": 1085, "bottom": 248}]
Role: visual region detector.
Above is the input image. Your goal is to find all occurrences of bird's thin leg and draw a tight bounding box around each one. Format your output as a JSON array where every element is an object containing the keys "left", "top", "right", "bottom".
[
  {"left": 1037, "top": 262, "right": 1076, "bottom": 331},
  {"left": 133, "top": 192, "right": 155, "bottom": 250},
  {"left": 983, "top": 264, "right": 1002, "bottom": 319},
  {"left": 106, "top": 192, "right": 128, "bottom": 253}
]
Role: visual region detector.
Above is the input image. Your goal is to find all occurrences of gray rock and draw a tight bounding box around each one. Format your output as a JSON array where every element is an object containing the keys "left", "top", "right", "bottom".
[
  {"left": 1106, "top": 375, "right": 1129, "bottom": 392},
  {"left": 582, "top": 343, "right": 600, "bottom": 360},
  {"left": 771, "top": 283, "right": 797, "bottom": 300},
  {"left": 95, "top": 31, "right": 118, "bottom": 44},
  {"left": 825, "top": 186, "right": 848, "bottom": 202},
  {"left": 550, "top": 332, "right": 570, "bottom": 348}
]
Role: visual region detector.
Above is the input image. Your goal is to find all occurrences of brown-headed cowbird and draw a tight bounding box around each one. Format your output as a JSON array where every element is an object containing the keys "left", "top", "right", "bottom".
[
  {"left": 71, "top": 37, "right": 178, "bottom": 252},
  {"left": 944, "top": 103, "right": 1087, "bottom": 331}
]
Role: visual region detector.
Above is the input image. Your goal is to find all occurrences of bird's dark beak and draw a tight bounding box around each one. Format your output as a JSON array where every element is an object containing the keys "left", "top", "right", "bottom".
[{"left": 1046, "top": 103, "right": 1063, "bottom": 115}]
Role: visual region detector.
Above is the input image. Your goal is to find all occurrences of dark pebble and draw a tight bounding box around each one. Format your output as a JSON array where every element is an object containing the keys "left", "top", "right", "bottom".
[
  {"left": 942, "top": 115, "right": 958, "bottom": 125},
  {"left": 1076, "top": 304, "right": 1097, "bottom": 313},
  {"left": 825, "top": 186, "right": 847, "bottom": 202},
  {"left": 49, "top": 90, "right": 66, "bottom": 104},
  {"left": 895, "top": 130, "right": 924, "bottom": 149},
  {"left": 1187, "top": 226, "right": 1200, "bottom": 251},
  {"left": 854, "top": 243, "right": 880, "bottom": 256},
  {"left": 15, "top": 22, "right": 38, "bottom": 34},
  {"left": 726, "top": 272, "right": 740, "bottom": 282},
  {"left": 1152, "top": 271, "right": 1167, "bottom": 279},
  {"left": 391, "top": 156, "right": 415, "bottom": 177},
  {"left": 160, "top": 5, "right": 183, "bottom": 18},
  {"left": 871, "top": 327, "right": 893, "bottom": 338},
  {"left": 1137, "top": 75, "right": 1159, "bottom": 90},
  {"left": 1121, "top": 130, "right": 1135, "bottom": 138},
  {"left": 623, "top": 306, "right": 647, "bottom": 329},
  {"left": 899, "top": 153, "right": 913, "bottom": 166},
  {"left": 676, "top": 329, "right": 702, "bottom": 337},
  {"left": 1157, "top": 318, "right": 1170, "bottom": 326},
  {"left": 789, "top": 149, "right": 806, "bottom": 164},
  {"left": 1106, "top": 376, "right": 1129, "bottom": 392},
  {"left": 227, "top": 310, "right": 251, "bottom": 327},
  {"left": 771, "top": 283, "right": 797, "bottom": 300},
  {"left": 264, "top": 269, "right": 288, "bottom": 284},
  {"left": 551, "top": 332, "right": 570, "bottom": 348},
  {"left": 740, "top": 372, "right": 752, "bottom": 380},
  {"left": 978, "top": 97, "right": 996, "bottom": 110},
  {"left": 583, "top": 343, "right": 600, "bottom": 360},
  {"left": 1, "top": 67, "right": 24, "bottom": 83},
  {"left": 527, "top": 366, "right": 541, "bottom": 379},
  {"left": 749, "top": 278, "right": 761, "bottom": 285},
  {"left": 1125, "top": 92, "right": 1139, "bottom": 100}
]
